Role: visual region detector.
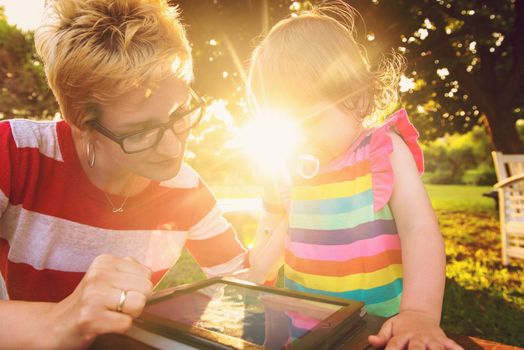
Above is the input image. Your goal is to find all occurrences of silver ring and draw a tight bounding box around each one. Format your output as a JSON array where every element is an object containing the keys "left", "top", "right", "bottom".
[{"left": 116, "top": 290, "right": 127, "bottom": 313}]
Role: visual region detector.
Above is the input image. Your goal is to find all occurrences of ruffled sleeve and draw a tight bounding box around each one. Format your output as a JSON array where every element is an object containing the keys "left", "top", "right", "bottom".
[{"left": 369, "top": 109, "right": 424, "bottom": 211}]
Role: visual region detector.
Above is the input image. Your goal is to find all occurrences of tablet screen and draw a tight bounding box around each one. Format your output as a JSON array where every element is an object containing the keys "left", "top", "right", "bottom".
[{"left": 144, "top": 282, "right": 345, "bottom": 349}]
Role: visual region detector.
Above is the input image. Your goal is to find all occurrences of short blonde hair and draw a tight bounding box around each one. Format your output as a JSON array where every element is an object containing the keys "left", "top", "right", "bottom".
[
  {"left": 248, "top": 0, "right": 404, "bottom": 122},
  {"left": 35, "top": 0, "right": 192, "bottom": 127}
]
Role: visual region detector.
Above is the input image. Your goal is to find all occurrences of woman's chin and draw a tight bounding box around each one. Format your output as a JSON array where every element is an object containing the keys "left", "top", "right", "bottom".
[{"left": 140, "top": 159, "right": 182, "bottom": 182}]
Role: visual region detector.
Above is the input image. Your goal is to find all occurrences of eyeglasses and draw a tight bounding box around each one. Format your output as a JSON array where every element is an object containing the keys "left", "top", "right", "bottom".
[{"left": 88, "top": 88, "right": 206, "bottom": 154}]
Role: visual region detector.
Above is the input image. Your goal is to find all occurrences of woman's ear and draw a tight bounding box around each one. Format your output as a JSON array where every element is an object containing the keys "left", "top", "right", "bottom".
[
  {"left": 72, "top": 106, "right": 98, "bottom": 140},
  {"left": 77, "top": 104, "right": 101, "bottom": 132},
  {"left": 70, "top": 122, "right": 92, "bottom": 142}
]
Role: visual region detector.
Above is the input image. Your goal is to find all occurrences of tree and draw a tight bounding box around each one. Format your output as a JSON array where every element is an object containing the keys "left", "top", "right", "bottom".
[
  {"left": 345, "top": 0, "right": 524, "bottom": 153},
  {"left": 0, "top": 6, "right": 58, "bottom": 120}
]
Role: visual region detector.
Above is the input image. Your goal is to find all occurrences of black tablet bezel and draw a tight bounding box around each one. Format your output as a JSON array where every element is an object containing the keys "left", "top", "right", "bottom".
[{"left": 134, "top": 277, "right": 365, "bottom": 350}]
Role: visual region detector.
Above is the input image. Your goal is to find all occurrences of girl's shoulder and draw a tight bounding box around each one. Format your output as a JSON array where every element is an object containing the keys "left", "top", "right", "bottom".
[
  {"left": 367, "top": 108, "right": 424, "bottom": 211},
  {"left": 368, "top": 109, "right": 423, "bottom": 169}
]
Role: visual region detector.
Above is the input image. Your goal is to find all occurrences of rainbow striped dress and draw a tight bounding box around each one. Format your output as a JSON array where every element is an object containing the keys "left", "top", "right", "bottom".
[{"left": 263, "top": 109, "right": 424, "bottom": 317}]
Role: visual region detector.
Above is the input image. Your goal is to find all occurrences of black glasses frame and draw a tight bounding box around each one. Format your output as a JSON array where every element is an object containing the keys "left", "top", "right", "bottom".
[{"left": 88, "top": 88, "right": 206, "bottom": 154}]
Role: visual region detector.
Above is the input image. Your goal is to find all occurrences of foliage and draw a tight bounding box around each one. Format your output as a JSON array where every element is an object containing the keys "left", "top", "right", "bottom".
[
  {"left": 439, "top": 209, "right": 524, "bottom": 346},
  {"left": 0, "top": 6, "right": 58, "bottom": 120},
  {"left": 518, "top": 119, "right": 524, "bottom": 140},
  {"left": 340, "top": 0, "right": 524, "bottom": 153},
  {"left": 173, "top": 0, "right": 524, "bottom": 152},
  {"left": 422, "top": 126, "right": 497, "bottom": 185},
  {"left": 173, "top": 0, "right": 289, "bottom": 108},
  {"left": 177, "top": 0, "right": 524, "bottom": 152},
  {"left": 181, "top": 0, "right": 524, "bottom": 184}
]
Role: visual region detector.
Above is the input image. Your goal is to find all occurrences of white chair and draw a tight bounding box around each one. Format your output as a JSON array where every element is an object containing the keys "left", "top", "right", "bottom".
[{"left": 492, "top": 151, "right": 524, "bottom": 265}]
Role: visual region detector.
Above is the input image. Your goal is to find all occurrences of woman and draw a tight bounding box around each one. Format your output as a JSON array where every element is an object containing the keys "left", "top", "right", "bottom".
[{"left": 0, "top": 1, "right": 247, "bottom": 348}]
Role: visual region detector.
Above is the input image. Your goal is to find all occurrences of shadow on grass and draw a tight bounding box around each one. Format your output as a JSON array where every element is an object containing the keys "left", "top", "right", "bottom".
[{"left": 442, "top": 278, "right": 524, "bottom": 347}]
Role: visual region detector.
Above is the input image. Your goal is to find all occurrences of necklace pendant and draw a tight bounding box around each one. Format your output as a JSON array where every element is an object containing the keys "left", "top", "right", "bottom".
[{"left": 103, "top": 175, "right": 136, "bottom": 214}]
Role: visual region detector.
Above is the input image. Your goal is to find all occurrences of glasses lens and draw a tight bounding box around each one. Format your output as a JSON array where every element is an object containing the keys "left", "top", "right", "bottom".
[
  {"left": 172, "top": 106, "right": 203, "bottom": 134},
  {"left": 122, "top": 128, "right": 162, "bottom": 153}
]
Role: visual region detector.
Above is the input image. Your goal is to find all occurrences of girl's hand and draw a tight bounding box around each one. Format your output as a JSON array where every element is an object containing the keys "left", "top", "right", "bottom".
[
  {"left": 368, "top": 310, "right": 463, "bottom": 350},
  {"left": 49, "top": 255, "right": 153, "bottom": 350}
]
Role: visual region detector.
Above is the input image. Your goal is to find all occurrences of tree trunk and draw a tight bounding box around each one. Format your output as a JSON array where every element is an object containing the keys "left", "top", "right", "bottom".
[{"left": 483, "top": 109, "right": 524, "bottom": 154}]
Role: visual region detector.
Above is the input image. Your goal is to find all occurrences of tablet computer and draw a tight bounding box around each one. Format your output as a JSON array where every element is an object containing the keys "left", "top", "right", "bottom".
[{"left": 129, "top": 277, "right": 366, "bottom": 350}]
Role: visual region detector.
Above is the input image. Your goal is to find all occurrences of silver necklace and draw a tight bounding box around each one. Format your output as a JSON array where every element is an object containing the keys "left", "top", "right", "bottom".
[{"left": 102, "top": 176, "right": 136, "bottom": 213}]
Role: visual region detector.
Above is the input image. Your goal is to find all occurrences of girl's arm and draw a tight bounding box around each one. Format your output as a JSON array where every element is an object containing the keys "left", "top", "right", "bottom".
[
  {"left": 369, "top": 132, "right": 462, "bottom": 350},
  {"left": 241, "top": 211, "right": 288, "bottom": 284},
  {"left": 390, "top": 131, "right": 445, "bottom": 321}
]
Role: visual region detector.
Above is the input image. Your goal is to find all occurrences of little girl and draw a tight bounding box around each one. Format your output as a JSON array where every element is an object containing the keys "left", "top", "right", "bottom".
[{"left": 245, "top": 2, "right": 462, "bottom": 349}]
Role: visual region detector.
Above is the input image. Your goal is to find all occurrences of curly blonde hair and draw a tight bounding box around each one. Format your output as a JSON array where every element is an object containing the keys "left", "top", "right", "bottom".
[
  {"left": 248, "top": 0, "right": 404, "bottom": 123},
  {"left": 35, "top": 0, "right": 192, "bottom": 128}
]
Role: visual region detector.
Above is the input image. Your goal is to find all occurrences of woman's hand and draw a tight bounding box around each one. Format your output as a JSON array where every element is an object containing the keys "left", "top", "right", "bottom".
[
  {"left": 368, "top": 310, "right": 463, "bottom": 350},
  {"left": 49, "top": 255, "right": 153, "bottom": 350}
]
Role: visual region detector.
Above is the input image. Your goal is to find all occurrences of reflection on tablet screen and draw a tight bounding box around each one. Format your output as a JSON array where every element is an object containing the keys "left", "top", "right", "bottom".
[{"left": 144, "top": 283, "right": 343, "bottom": 349}]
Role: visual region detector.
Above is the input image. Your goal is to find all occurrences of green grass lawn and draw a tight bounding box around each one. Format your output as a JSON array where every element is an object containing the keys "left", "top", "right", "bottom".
[
  {"left": 157, "top": 184, "right": 524, "bottom": 347},
  {"left": 425, "top": 184, "right": 495, "bottom": 211}
]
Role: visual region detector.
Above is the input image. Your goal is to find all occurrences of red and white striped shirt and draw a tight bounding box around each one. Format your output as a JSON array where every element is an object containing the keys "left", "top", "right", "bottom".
[{"left": 0, "top": 119, "right": 247, "bottom": 302}]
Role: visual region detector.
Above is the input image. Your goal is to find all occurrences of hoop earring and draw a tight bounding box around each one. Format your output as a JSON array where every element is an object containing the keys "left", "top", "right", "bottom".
[{"left": 86, "top": 142, "right": 96, "bottom": 168}]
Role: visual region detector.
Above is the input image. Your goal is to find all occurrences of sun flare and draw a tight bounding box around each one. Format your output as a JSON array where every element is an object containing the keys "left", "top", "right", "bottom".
[{"left": 238, "top": 111, "right": 301, "bottom": 175}]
